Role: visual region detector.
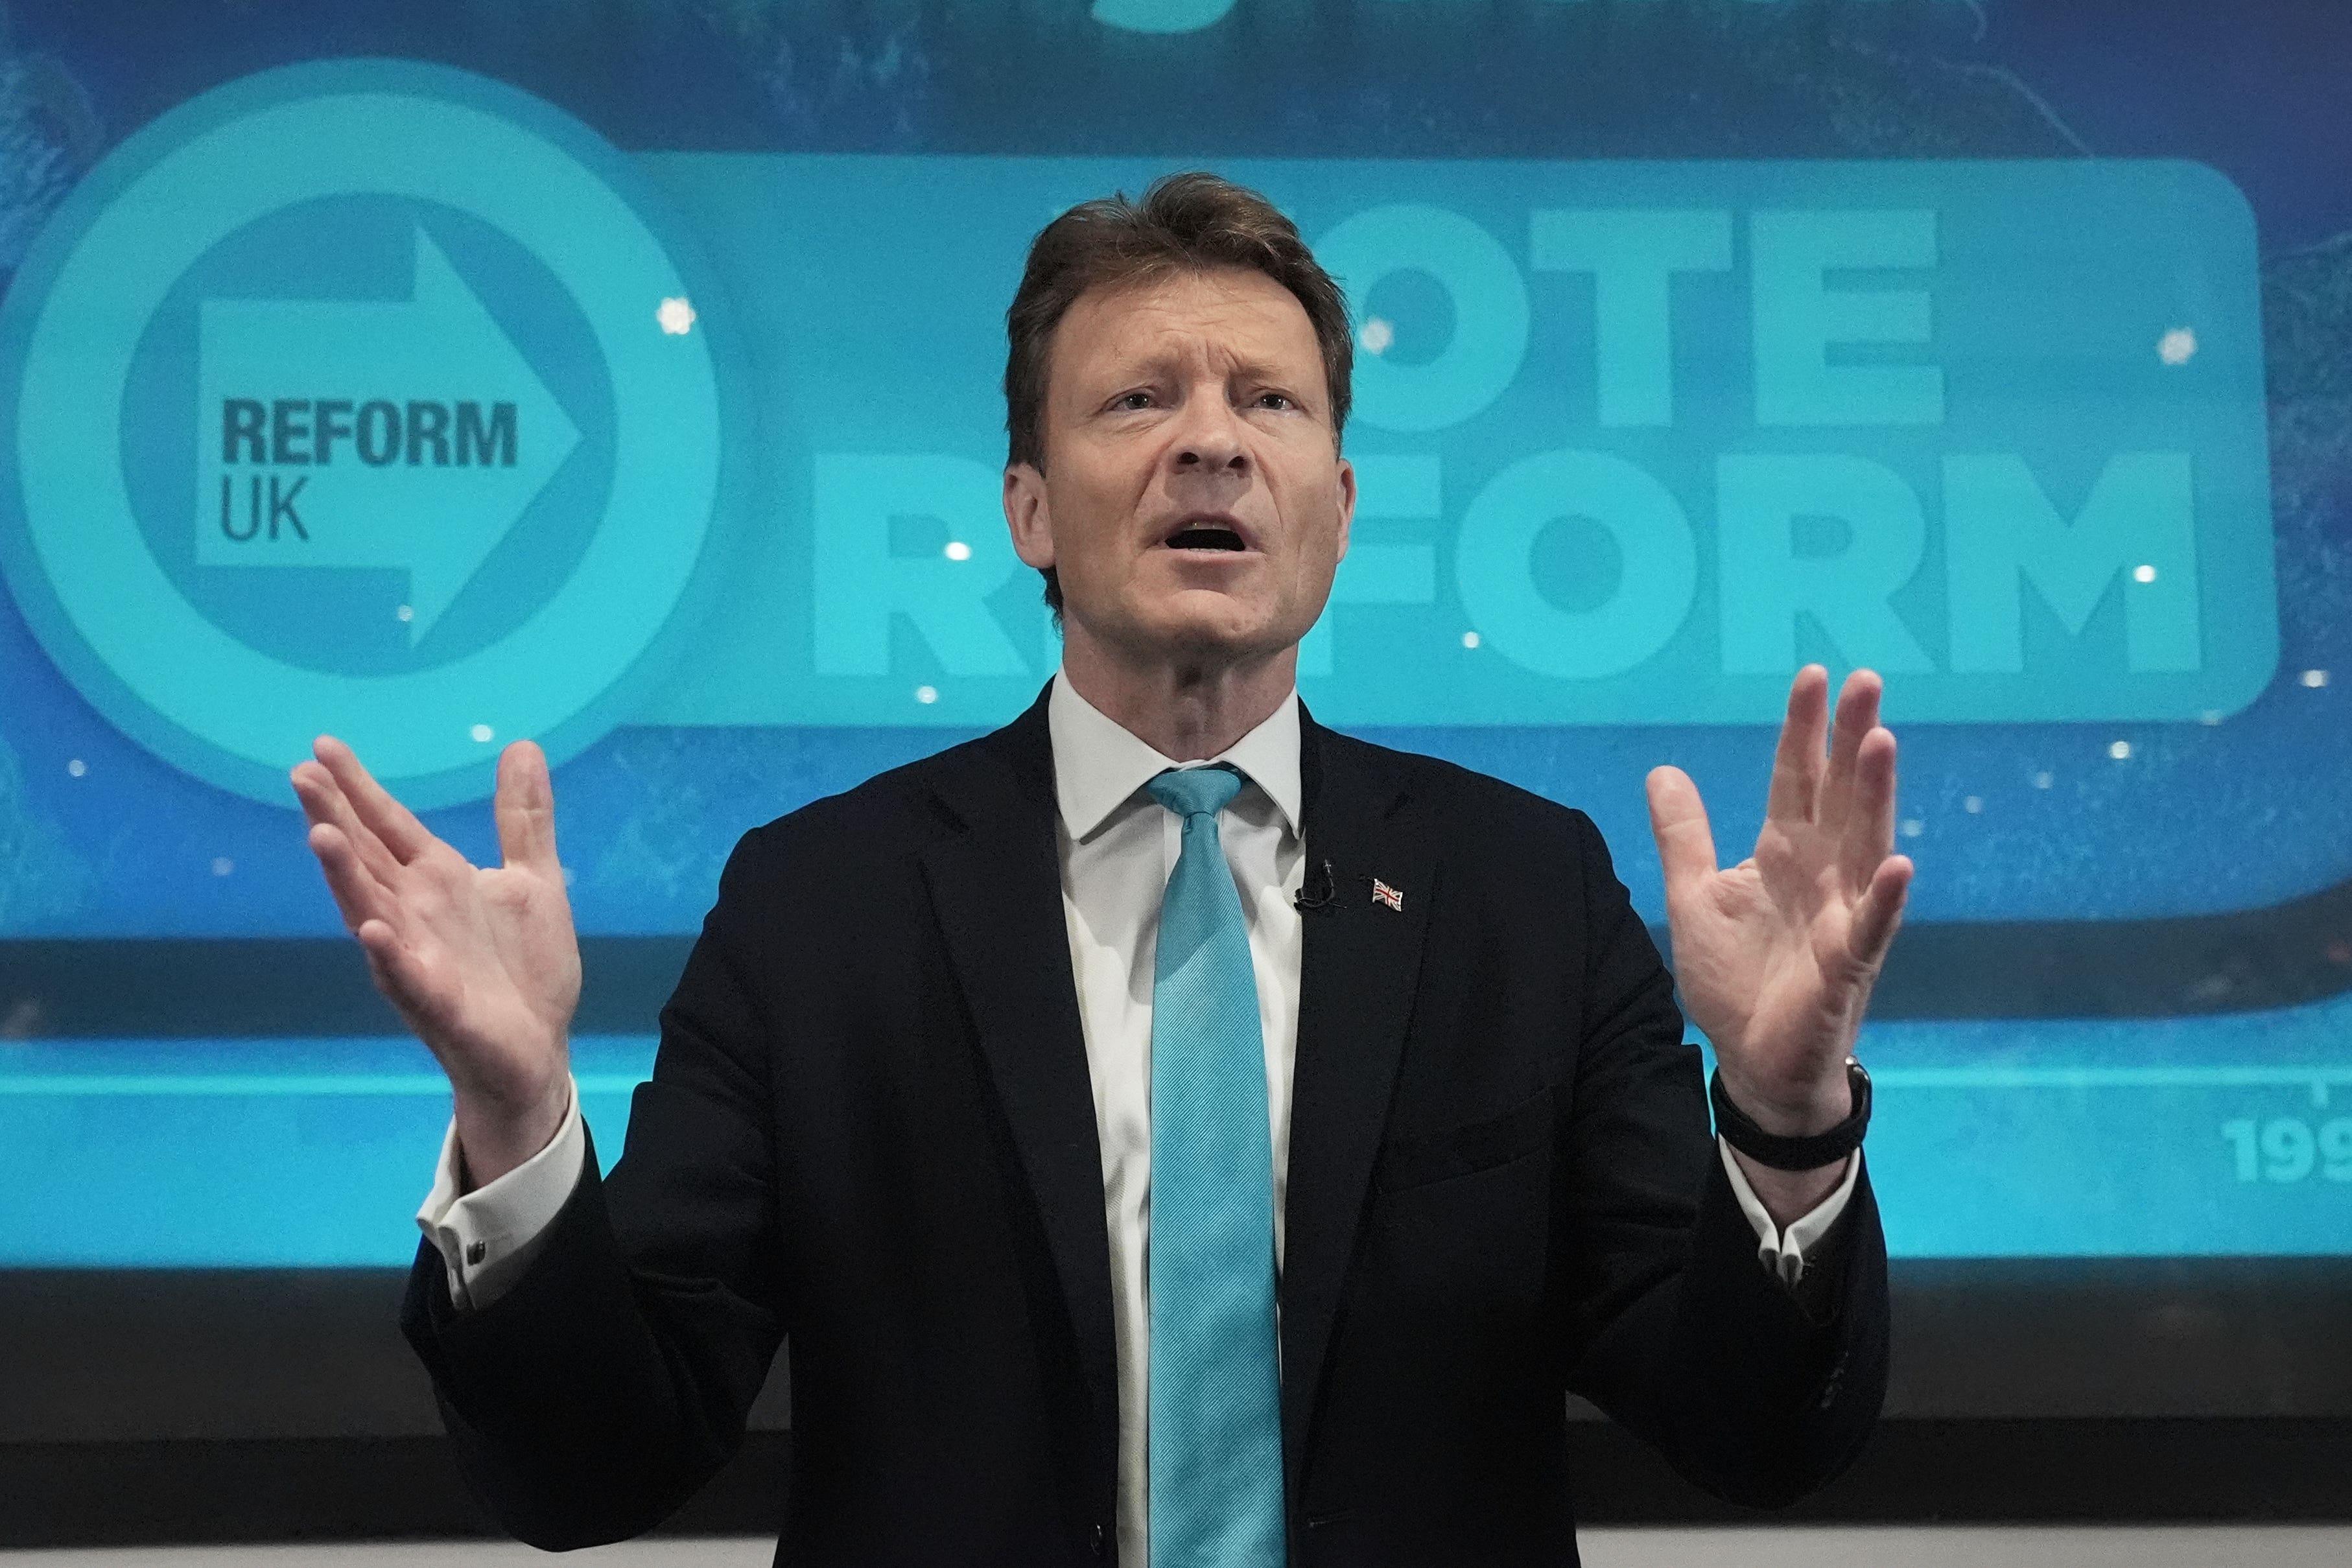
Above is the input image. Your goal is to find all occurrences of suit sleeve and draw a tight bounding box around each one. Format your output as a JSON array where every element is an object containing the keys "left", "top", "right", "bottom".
[
  {"left": 399, "top": 828, "right": 790, "bottom": 1549},
  {"left": 1553, "top": 813, "right": 1889, "bottom": 1508}
]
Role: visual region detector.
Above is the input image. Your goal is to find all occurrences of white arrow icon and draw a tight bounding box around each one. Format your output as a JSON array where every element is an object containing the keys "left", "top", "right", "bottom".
[{"left": 193, "top": 227, "right": 582, "bottom": 642}]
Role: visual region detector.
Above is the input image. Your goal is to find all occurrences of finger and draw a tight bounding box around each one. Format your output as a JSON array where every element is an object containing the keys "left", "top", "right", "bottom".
[
  {"left": 290, "top": 760, "right": 405, "bottom": 887},
  {"left": 1763, "top": 666, "right": 1831, "bottom": 824},
  {"left": 353, "top": 917, "right": 442, "bottom": 1028},
  {"left": 306, "top": 820, "right": 395, "bottom": 935},
  {"left": 1848, "top": 854, "right": 1914, "bottom": 969},
  {"left": 1645, "top": 765, "right": 1720, "bottom": 911},
  {"left": 493, "top": 741, "right": 561, "bottom": 874},
  {"left": 312, "top": 735, "right": 435, "bottom": 864},
  {"left": 1841, "top": 725, "right": 1899, "bottom": 895},
  {"left": 1817, "top": 668, "right": 1884, "bottom": 837}
]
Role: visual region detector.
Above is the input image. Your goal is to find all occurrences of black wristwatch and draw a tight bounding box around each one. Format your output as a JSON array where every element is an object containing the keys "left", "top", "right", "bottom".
[{"left": 1710, "top": 1058, "right": 1871, "bottom": 1171}]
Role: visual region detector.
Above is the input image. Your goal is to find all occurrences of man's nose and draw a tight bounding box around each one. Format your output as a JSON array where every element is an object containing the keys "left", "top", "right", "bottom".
[{"left": 1170, "top": 397, "right": 1249, "bottom": 475}]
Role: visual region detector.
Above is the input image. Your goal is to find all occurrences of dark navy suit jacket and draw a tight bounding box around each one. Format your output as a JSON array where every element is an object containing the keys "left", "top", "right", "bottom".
[{"left": 403, "top": 686, "right": 1889, "bottom": 1566}]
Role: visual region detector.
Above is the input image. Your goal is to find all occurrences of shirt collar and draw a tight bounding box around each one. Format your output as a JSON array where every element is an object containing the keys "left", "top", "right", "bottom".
[{"left": 1048, "top": 668, "right": 1302, "bottom": 843}]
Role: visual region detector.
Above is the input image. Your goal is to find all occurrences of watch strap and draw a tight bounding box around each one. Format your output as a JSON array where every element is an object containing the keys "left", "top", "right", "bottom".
[{"left": 1710, "top": 1058, "right": 1872, "bottom": 1172}]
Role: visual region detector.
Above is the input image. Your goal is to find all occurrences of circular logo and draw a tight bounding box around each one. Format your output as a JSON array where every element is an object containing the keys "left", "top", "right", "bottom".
[{"left": 0, "top": 60, "right": 738, "bottom": 808}]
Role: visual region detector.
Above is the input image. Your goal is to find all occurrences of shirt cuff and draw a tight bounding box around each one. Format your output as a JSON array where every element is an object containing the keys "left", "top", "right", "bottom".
[
  {"left": 1719, "top": 1137, "right": 1860, "bottom": 1289},
  {"left": 415, "top": 1076, "right": 585, "bottom": 1312}
]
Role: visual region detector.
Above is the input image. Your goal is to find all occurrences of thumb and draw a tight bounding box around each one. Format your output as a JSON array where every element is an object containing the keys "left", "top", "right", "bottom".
[
  {"left": 1645, "top": 765, "right": 1719, "bottom": 909},
  {"left": 494, "top": 740, "right": 560, "bottom": 874}
]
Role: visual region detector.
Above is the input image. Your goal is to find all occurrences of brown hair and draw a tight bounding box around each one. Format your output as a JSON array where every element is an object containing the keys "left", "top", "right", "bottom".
[{"left": 1004, "top": 171, "right": 1354, "bottom": 614}]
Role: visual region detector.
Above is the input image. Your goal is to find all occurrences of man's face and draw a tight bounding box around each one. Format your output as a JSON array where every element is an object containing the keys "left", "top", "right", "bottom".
[{"left": 1004, "top": 267, "right": 1355, "bottom": 668}]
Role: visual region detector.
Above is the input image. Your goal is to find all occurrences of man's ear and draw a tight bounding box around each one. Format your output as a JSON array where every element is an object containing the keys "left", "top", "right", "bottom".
[
  {"left": 1004, "top": 462, "right": 1055, "bottom": 571},
  {"left": 1333, "top": 454, "right": 1357, "bottom": 563}
]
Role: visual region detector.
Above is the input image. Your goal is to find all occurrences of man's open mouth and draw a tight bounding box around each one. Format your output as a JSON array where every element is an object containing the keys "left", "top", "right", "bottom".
[{"left": 1164, "top": 525, "right": 1249, "bottom": 551}]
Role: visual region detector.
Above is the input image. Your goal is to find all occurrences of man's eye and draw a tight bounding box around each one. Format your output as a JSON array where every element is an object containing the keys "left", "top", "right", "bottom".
[
  {"left": 1112, "top": 391, "right": 1155, "bottom": 410},
  {"left": 1256, "top": 392, "right": 1296, "bottom": 410}
]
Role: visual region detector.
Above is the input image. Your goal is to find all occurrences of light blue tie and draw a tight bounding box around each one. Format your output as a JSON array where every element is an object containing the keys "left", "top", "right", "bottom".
[{"left": 1145, "top": 764, "right": 1286, "bottom": 1568}]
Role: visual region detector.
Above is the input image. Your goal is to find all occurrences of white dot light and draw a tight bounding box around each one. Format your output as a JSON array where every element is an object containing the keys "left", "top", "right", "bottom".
[
  {"left": 1359, "top": 318, "right": 1395, "bottom": 356},
  {"left": 1899, "top": 819, "right": 1924, "bottom": 839},
  {"left": 2132, "top": 565, "right": 2157, "bottom": 584},
  {"left": 2302, "top": 668, "right": 2330, "bottom": 688},
  {"left": 211, "top": 857, "right": 234, "bottom": 878},
  {"left": 2200, "top": 710, "right": 2224, "bottom": 725},
  {"left": 657, "top": 296, "right": 697, "bottom": 336},
  {"left": 2108, "top": 740, "right": 2132, "bottom": 760},
  {"left": 66, "top": 758, "right": 86, "bottom": 778},
  {"left": 1964, "top": 795, "right": 1983, "bottom": 814},
  {"left": 470, "top": 723, "right": 495, "bottom": 743},
  {"left": 944, "top": 541, "right": 972, "bottom": 562},
  {"left": 2034, "top": 771, "right": 2054, "bottom": 790},
  {"left": 395, "top": 603, "right": 414, "bottom": 623},
  {"left": 1461, "top": 631, "right": 1481, "bottom": 649},
  {"left": 915, "top": 685, "right": 939, "bottom": 705},
  {"left": 2158, "top": 327, "right": 2196, "bottom": 366}
]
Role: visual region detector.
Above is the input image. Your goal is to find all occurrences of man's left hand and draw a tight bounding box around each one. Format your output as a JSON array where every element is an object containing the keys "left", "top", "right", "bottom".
[{"left": 1645, "top": 666, "right": 1913, "bottom": 1151}]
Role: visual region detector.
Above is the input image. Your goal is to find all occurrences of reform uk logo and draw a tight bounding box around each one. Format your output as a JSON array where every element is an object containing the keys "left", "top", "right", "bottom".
[{"left": 0, "top": 61, "right": 737, "bottom": 808}]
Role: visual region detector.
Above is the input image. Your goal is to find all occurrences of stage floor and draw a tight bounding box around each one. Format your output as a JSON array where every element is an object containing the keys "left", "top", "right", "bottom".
[{"left": 5, "top": 1526, "right": 2348, "bottom": 1567}]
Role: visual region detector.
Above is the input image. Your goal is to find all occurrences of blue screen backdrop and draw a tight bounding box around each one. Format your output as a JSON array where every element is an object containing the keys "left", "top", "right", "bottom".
[{"left": 1, "top": 0, "right": 2349, "bottom": 1263}]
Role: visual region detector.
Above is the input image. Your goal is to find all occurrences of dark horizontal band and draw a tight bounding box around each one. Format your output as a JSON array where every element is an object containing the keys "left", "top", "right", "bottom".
[
  {"left": 3, "top": 1414, "right": 2348, "bottom": 1549},
  {"left": 7, "top": 867, "right": 2352, "bottom": 1038}
]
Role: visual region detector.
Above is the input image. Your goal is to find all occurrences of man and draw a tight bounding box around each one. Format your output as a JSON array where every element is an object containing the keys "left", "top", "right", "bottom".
[{"left": 294, "top": 172, "right": 1909, "bottom": 1567}]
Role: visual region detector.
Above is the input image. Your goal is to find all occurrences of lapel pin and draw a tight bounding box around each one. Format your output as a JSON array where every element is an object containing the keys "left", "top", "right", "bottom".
[{"left": 1371, "top": 878, "right": 1404, "bottom": 912}]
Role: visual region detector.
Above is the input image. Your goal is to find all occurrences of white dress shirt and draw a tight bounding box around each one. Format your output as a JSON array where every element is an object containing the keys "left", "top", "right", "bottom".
[{"left": 418, "top": 668, "right": 1856, "bottom": 1566}]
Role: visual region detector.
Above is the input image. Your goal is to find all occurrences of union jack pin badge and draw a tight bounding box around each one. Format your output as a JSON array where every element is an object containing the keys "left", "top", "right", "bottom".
[{"left": 1371, "top": 878, "right": 1404, "bottom": 912}]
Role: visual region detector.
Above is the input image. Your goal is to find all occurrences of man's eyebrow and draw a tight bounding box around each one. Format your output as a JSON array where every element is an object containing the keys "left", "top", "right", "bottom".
[
  {"left": 1091, "top": 345, "right": 1317, "bottom": 383},
  {"left": 1229, "top": 356, "right": 1310, "bottom": 389},
  {"left": 1081, "top": 345, "right": 1317, "bottom": 399},
  {"left": 1105, "top": 347, "right": 1186, "bottom": 380}
]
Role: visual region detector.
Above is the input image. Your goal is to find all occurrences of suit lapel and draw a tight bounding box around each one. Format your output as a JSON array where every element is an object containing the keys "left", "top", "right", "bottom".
[
  {"left": 1279, "top": 710, "right": 1435, "bottom": 1510},
  {"left": 915, "top": 692, "right": 1436, "bottom": 1525},
  {"left": 915, "top": 688, "right": 1120, "bottom": 1516}
]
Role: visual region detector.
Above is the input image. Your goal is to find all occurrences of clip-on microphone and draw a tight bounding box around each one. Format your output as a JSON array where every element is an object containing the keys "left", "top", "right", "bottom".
[{"left": 1293, "top": 858, "right": 1338, "bottom": 914}]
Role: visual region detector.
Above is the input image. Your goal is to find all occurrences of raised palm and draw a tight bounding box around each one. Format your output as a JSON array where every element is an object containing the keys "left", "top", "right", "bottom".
[
  {"left": 292, "top": 738, "right": 579, "bottom": 1160},
  {"left": 1645, "top": 666, "right": 1912, "bottom": 1130}
]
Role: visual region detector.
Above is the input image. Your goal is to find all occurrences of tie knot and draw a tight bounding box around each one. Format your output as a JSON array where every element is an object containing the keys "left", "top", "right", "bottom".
[{"left": 1147, "top": 763, "right": 1243, "bottom": 821}]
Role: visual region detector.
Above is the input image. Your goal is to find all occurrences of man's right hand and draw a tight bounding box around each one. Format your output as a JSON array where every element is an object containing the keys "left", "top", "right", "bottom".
[{"left": 292, "top": 736, "right": 581, "bottom": 1188}]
